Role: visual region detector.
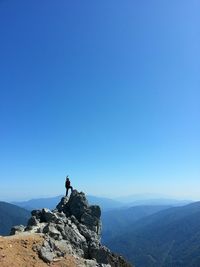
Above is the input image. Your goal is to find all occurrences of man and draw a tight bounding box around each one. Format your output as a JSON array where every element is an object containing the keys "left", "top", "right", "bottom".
[{"left": 65, "top": 176, "right": 73, "bottom": 197}]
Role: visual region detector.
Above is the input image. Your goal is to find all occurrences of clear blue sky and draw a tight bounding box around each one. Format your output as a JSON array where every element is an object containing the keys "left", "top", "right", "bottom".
[{"left": 0, "top": 0, "right": 199, "bottom": 201}]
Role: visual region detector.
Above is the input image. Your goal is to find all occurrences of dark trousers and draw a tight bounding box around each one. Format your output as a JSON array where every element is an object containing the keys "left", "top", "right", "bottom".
[{"left": 66, "top": 186, "right": 73, "bottom": 196}]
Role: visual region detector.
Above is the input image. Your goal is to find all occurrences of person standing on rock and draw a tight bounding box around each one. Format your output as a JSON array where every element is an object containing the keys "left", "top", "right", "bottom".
[{"left": 65, "top": 176, "right": 73, "bottom": 197}]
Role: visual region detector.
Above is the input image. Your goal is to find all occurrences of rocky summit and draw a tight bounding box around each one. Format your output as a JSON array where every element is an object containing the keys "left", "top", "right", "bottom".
[{"left": 10, "top": 190, "right": 132, "bottom": 267}]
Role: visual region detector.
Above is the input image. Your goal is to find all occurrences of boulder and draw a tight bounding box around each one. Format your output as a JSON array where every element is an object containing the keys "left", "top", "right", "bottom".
[
  {"left": 27, "top": 216, "right": 39, "bottom": 227},
  {"left": 39, "top": 246, "right": 54, "bottom": 263},
  {"left": 55, "top": 196, "right": 69, "bottom": 212},
  {"left": 10, "top": 225, "right": 25, "bottom": 235},
  {"left": 31, "top": 210, "right": 42, "bottom": 219},
  {"left": 43, "top": 223, "right": 61, "bottom": 240},
  {"left": 41, "top": 208, "right": 58, "bottom": 222}
]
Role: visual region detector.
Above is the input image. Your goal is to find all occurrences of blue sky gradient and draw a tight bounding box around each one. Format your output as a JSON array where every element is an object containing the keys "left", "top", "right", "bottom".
[{"left": 0, "top": 0, "right": 199, "bottom": 200}]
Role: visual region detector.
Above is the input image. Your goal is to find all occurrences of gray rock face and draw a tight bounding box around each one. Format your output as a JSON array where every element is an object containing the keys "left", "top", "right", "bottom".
[
  {"left": 39, "top": 244, "right": 54, "bottom": 263},
  {"left": 10, "top": 225, "right": 25, "bottom": 235},
  {"left": 56, "top": 190, "right": 102, "bottom": 234},
  {"left": 11, "top": 190, "right": 132, "bottom": 267}
]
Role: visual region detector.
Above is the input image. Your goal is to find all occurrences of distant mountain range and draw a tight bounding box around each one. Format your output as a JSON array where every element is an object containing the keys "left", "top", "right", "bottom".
[
  {"left": 13, "top": 195, "right": 63, "bottom": 211},
  {"left": 13, "top": 195, "right": 124, "bottom": 211},
  {"left": 115, "top": 193, "right": 192, "bottom": 206},
  {"left": 115, "top": 193, "right": 177, "bottom": 202},
  {"left": 102, "top": 205, "right": 172, "bottom": 243},
  {"left": 104, "top": 201, "right": 200, "bottom": 267},
  {"left": 13, "top": 194, "right": 191, "bottom": 212},
  {"left": 0, "top": 202, "right": 30, "bottom": 235}
]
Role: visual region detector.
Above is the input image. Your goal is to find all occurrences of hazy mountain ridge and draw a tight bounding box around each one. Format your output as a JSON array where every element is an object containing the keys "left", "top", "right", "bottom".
[
  {"left": 102, "top": 205, "right": 172, "bottom": 243},
  {"left": 13, "top": 194, "right": 191, "bottom": 211},
  {"left": 13, "top": 195, "right": 124, "bottom": 211},
  {"left": 115, "top": 194, "right": 192, "bottom": 205},
  {"left": 13, "top": 196, "right": 63, "bottom": 211},
  {"left": 105, "top": 201, "right": 200, "bottom": 267},
  {"left": 0, "top": 201, "right": 30, "bottom": 235}
]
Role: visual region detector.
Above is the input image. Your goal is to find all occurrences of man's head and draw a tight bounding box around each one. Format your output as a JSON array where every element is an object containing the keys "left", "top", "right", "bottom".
[{"left": 66, "top": 175, "right": 69, "bottom": 180}]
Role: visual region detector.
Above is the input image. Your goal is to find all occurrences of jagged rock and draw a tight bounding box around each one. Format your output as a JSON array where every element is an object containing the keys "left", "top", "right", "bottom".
[
  {"left": 42, "top": 208, "right": 58, "bottom": 222},
  {"left": 71, "top": 214, "right": 79, "bottom": 225},
  {"left": 54, "top": 239, "right": 73, "bottom": 255},
  {"left": 62, "top": 223, "right": 88, "bottom": 257},
  {"left": 78, "top": 223, "right": 99, "bottom": 241},
  {"left": 89, "top": 245, "right": 129, "bottom": 266},
  {"left": 90, "top": 205, "right": 101, "bottom": 218},
  {"left": 43, "top": 223, "right": 62, "bottom": 240},
  {"left": 39, "top": 247, "right": 54, "bottom": 263},
  {"left": 55, "top": 196, "right": 69, "bottom": 212},
  {"left": 65, "top": 191, "right": 90, "bottom": 220},
  {"left": 56, "top": 190, "right": 102, "bottom": 236},
  {"left": 30, "top": 208, "right": 58, "bottom": 223},
  {"left": 81, "top": 212, "right": 100, "bottom": 233},
  {"left": 89, "top": 245, "right": 111, "bottom": 264},
  {"left": 11, "top": 190, "right": 132, "bottom": 267},
  {"left": 27, "top": 216, "right": 39, "bottom": 226},
  {"left": 10, "top": 225, "right": 25, "bottom": 235},
  {"left": 31, "top": 209, "right": 42, "bottom": 219}
]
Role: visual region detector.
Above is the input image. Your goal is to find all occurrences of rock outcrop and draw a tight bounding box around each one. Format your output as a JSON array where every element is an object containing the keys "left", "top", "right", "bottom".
[{"left": 11, "top": 190, "right": 132, "bottom": 267}]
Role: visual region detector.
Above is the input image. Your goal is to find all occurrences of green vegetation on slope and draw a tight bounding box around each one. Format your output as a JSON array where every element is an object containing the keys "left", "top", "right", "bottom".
[
  {"left": 0, "top": 201, "right": 30, "bottom": 235},
  {"left": 105, "top": 202, "right": 200, "bottom": 267}
]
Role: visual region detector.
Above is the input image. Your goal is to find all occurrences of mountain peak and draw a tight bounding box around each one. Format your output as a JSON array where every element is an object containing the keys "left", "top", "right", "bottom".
[{"left": 10, "top": 190, "right": 132, "bottom": 267}]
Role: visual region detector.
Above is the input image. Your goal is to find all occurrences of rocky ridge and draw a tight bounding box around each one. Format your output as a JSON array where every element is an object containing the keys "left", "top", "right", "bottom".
[{"left": 11, "top": 190, "right": 132, "bottom": 267}]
